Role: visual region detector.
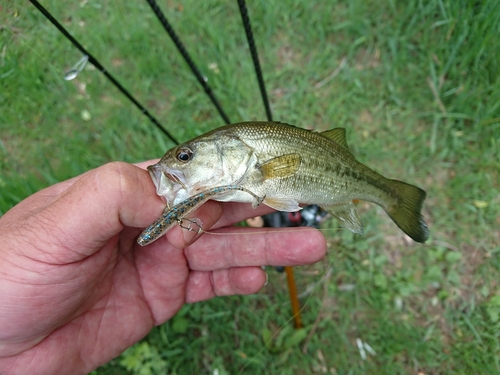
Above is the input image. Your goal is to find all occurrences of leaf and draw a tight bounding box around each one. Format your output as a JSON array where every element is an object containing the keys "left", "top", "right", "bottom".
[
  {"left": 374, "top": 255, "right": 389, "bottom": 266},
  {"left": 445, "top": 251, "right": 462, "bottom": 263},
  {"left": 283, "top": 328, "right": 308, "bottom": 349},
  {"left": 447, "top": 269, "right": 461, "bottom": 285},
  {"left": 275, "top": 324, "right": 293, "bottom": 349},
  {"left": 487, "top": 307, "right": 500, "bottom": 323},
  {"left": 426, "top": 265, "right": 443, "bottom": 280},
  {"left": 473, "top": 200, "right": 488, "bottom": 208},
  {"left": 261, "top": 328, "right": 273, "bottom": 350},
  {"left": 172, "top": 315, "right": 189, "bottom": 334},
  {"left": 489, "top": 295, "right": 500, "bottom": 306},
  {"left": 399, "top": 284, "right": 416, "bottom": 297},
  {"left": 486, "top": 296, "right": 500, "bottom": 323},
  {"left": 119, "top": 341, "right": 168, "bottom": 374},
  {"left": 374, "top": 273, "right": 388, "bottom": 289}
]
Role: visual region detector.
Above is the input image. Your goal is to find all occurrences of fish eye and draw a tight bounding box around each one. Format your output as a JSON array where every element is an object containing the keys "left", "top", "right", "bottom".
[{"left": 176, "top": 148, "right": 193, "bottom": 162}]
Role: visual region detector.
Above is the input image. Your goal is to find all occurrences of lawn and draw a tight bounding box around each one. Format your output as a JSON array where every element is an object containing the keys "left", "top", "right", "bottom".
[{"left": 1, "top": 0, "right": 500, "bottom": 374}]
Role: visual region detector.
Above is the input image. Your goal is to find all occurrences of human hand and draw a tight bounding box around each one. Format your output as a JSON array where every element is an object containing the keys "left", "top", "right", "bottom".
[{"left": 0, "top": 162, "right": 326, "bottom": 375}]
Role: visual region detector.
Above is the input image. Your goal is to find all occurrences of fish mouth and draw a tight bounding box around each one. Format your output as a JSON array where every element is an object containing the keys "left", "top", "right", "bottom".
[
  {"left": 147, "top": 163, "right": 187, "bottom": 203},
  {"left": 165, "top": 172, "right": 187, "bottom": 190}
]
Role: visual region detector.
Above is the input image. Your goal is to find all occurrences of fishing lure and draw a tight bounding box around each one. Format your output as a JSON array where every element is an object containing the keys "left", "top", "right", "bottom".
[{"left": 137, "top": 185, "right": 264, "bottom": 246}]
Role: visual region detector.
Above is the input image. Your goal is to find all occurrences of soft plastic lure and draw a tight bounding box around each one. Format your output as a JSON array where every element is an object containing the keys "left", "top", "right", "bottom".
[{"left": 137, "top": 185, "right": 263, "bottom": 246}]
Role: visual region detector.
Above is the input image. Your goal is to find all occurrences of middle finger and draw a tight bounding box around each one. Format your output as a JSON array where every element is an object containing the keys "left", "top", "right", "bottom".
[{"left": 184, "top": 226, "right": 326, "bottom": 271}]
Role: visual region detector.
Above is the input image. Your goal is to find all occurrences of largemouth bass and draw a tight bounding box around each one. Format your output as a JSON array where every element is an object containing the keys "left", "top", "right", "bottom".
[{"left": 147, "top": 121, "right": 429, "bottom": 243}]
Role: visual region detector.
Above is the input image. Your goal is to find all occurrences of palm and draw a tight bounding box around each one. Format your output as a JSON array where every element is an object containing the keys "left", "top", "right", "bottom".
[{"left": 3, "top": 231, "right": 194, "bottom": 372}]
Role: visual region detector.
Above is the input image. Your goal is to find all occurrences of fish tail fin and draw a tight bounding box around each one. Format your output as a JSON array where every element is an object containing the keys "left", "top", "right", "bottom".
[{"left": 385, "top": 179, "right": 429, "bottom": 243}]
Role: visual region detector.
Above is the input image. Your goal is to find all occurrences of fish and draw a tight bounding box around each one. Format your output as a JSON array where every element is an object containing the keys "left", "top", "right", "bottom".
[
  {"left": 137, "top": 185, "right": 264, "bottom": 246},
  {"left": 146, "top": 121, "right": 429, "bottom": 243}
]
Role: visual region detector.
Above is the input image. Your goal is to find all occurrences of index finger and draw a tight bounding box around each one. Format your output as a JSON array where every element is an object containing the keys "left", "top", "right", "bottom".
[{"left": 134, "top": 159, "right": 160, "bottom": 170}]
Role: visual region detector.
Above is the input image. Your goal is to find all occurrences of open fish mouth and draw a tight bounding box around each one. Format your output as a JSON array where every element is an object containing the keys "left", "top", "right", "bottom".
[
  {"left": 147, "top": 163, "right": 187, "bottom": 204},
  {"left": 165, "top": 172, "right": 187, "bottom": 190}
]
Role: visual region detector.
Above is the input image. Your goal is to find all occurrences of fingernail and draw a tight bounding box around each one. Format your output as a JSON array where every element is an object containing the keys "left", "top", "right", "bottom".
[
  {"left": 264, "top": 271, "right": 269, "bottom": 286},
  {"left": 182, "top": 227, "right": 199, "bottom": 244}
]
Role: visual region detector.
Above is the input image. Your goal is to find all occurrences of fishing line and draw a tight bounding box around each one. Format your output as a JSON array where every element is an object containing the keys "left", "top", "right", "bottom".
[
  {"left": 28, "top": 0, "right": 180, "bottom": 145},
  {"left": 2, "top": 26, "right": 63, "bottom": 78},
  {"left": 175, "top": 216, "right": 346, "bottom": 237},
  {"left": 197, "top": 226, "right": 345, "bottom": 236}
]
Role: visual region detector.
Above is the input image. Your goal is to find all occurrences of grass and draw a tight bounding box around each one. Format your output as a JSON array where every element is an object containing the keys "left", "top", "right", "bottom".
[{"left": 2, "top": 0, "right": 500, "bottom": 373}]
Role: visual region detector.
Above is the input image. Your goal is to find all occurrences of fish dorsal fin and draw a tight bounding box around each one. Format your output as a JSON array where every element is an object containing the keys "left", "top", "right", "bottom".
[
  {"left": 322, "top": 202, "right": 363, "bottom": 234},
  {"left": 260, "top": 153, "right": 302, "bottom": 179},
  {"left": 320, "top": 128, "right": 349, "bottom": 149}
]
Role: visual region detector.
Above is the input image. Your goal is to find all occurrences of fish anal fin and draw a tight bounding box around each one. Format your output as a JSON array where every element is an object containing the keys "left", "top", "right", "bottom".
[
  {"left": 320, "top": 128, "right": 349, "bottom": 150},
  {"left": 323, "top": 202, "right": 363, "bottom": 234},
  {"left": 260, "top": 153, "right": 302, "bottom": 179},
  {"left": 263, "top": 197, "right": 301, "bottom": 212}
]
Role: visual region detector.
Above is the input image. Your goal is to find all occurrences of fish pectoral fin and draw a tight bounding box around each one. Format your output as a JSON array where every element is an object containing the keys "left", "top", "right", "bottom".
[
  {"left": 259, "top": 153, "right": 302, "bottom": 179},
  {"left": 323, "top": 202, "right": 363, "bottom": 234},
  {"left": 263, "top": 197, "right": 301, "bottom": 212},
  {"left": 320, "top": 128, "right": 349, "bottom": 150},
  {"left": 209, "top": 186, "right": 265, "bottom": 209}
]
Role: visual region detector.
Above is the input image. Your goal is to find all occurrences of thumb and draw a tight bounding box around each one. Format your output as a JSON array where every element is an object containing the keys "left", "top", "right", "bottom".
[{"left": 22, "top": 162, "right": 163, "bottom": 259}]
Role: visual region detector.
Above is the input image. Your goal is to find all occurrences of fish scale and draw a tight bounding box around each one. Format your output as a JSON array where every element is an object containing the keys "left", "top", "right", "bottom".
[
  {"left": 145, "top": 121, "right": 429, "bottom": 243},
  {"left": 227, "top": 122, "right": 396, "bottom": 206}
]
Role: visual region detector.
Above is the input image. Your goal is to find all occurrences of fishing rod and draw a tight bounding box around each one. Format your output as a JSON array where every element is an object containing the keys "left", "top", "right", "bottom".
[
  {"left": 237, "top": 0, "right": 273, "bottom": 122},
  {"left": 145, "top": 0, "right": 231, "bottom": 125}
]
